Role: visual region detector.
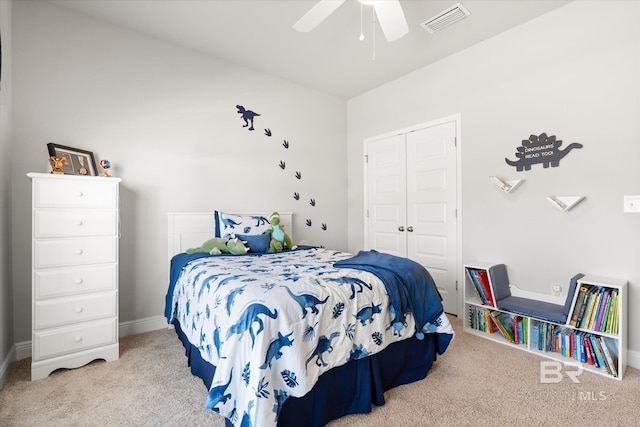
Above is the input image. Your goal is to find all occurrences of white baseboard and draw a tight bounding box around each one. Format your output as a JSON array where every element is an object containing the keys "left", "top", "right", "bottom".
[
  {"left": 119, "top": 315, "right": 171, "bottom": 337},
  {"left": 627, "top": 348, "right": 640, "bottom": 373},
  {"left": 10, "top": 315, "right": 172, "bottom": 364},
  {"left": 0, "top": 345, "right": 16, "bottom": 390},
  {"left": 15, "top": 340, "right": 31, "bottom": 360}
]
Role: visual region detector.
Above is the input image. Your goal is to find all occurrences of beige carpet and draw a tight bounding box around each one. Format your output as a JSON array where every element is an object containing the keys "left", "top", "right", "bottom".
[{"left": 1, "top": 317, "right": 638, "bottom": 426}]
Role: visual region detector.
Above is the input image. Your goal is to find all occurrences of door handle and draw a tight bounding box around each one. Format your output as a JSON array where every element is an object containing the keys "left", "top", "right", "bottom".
[
  {"left": 398, "top": 226, "right": 405, "bottom": 232},
  {"left": 407, "top": 226, "right": 414, "bottom": 232}
]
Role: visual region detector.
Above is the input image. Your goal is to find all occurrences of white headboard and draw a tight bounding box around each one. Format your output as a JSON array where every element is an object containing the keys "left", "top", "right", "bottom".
[{"left": 167, "top": 212, "right": 293, "bottom": 262}]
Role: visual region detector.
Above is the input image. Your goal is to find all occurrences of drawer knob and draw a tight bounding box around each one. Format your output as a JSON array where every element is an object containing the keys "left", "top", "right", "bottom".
[
  {"left": 76, "top": 192, "right": 83, "bottom": 197},
  {"left": 75, "top": 278, "right": 84, "bottom": 284},
  {"left": 75, "top": 249, "right": 83, "bottom": 255},
  {"left": 76, "top": 220, "right": 83, "bottom": 226},
  {"left": 75, "top": 306, "right": 84, "bottom": 313},
  {"left": 74, "top": 336, "right": 83, "bottom": 342}
]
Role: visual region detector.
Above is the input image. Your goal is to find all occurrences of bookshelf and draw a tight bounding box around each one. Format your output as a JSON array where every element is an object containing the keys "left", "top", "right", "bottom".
[{"left": 463, "top": 263, "right": 627, "bottom": 380}]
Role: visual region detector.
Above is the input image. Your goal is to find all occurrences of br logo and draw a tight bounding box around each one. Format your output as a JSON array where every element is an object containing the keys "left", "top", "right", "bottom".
[{"left": 540, "top": 361, "right": 583, "bottom": 384}]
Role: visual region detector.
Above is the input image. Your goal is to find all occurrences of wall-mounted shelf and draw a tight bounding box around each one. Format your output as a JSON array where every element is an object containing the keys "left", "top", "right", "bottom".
[
  {"left": 490, "top": 176, "right": 524, "bottom": 193},
  {"left": 546, "top": 195, "right": 585, "bottom": 212}
]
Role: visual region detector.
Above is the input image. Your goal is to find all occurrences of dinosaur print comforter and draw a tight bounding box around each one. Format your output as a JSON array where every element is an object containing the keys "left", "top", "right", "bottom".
[{"left": 167, "top": 247, "right": 453, "bottom": 427}]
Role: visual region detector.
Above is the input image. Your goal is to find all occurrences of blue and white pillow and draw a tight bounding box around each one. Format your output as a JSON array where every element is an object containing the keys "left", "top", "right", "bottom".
[{"left": 214, "top": 211, "right": 271, "bottom": 239}]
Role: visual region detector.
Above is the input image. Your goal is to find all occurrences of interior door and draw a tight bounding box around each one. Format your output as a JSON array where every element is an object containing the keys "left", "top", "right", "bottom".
[
  {"left": 365, "top": 120, "right": 458, "bottom": 316},
  {"left": 365, "top": 134, "right": 407, "bottom": 257},
  {"left": 406, "top": 122, "right": 458, "bottom": 315}
]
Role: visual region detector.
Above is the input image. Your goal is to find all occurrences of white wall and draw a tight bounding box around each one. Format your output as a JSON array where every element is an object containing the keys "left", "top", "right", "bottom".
[
  {"left": 0, "top": 0, "right": 15, "bottom": 381},
  {"left": 10, "top": 1, "right": 347, "bottom": 343},
  {"left": 348, "top": 1, "right": 640, "bottom": 357}
]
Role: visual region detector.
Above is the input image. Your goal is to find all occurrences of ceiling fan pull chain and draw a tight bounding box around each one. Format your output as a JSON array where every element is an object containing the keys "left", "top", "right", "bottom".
[
  {"left": 359, "top": 3, "right": 365, "bottom": 41},
  {"left": 372, "top": 8, "right": 376, "bottom": 60}
]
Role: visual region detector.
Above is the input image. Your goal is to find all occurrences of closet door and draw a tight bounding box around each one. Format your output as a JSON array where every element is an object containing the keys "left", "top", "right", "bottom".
[
  {"left": 365, "top": 134, "right": 407, "bottom": 257},
  {"left": 406, "top": 122, "right": 458, "bottom": 315}
]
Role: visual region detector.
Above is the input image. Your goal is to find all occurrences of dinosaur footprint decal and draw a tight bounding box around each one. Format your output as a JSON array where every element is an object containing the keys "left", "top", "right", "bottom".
[{"left": 234, "top": 104, "right": 328, "bottom": 238}]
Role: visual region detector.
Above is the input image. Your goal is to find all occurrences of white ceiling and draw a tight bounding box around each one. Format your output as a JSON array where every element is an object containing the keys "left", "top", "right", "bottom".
[{"left": 50, "top": 0, "right": 572, "bottom": 99}]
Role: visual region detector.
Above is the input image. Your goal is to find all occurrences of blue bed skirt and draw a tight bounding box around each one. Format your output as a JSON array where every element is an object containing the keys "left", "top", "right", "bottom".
[{"left": 172, "top": 319, "right": 439, "bottom": 427}]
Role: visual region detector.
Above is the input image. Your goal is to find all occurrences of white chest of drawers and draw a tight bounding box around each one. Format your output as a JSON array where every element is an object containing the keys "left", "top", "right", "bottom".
[{"left": 28, "top": 172, "right": 121, "bottom": 380}]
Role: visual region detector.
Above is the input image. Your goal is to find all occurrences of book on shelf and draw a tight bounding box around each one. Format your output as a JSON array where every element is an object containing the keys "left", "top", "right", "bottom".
[
  {"left": 601, "top": 290, "right": 611, "bottom": 332},
  {"left": 607, "top": 289, "right": 618, "bottom": 334},
  {"left": 575, "top": 331, "right": 585, "bottom": 363},
  {"left": 570, "top": 284, "right": 592, "bottom": 326},
  {"left": 531, "top": 323, "right": 539, "bottom": 349},
  {"left": 583, "top": 334, "right": 594, "bottom": 365},
  {"left": 594, "top": 288, "right": 611, "bottom": 331},
  {"left": 465, "top": 268, "right": 487, "bottom": 304},
  {"left": 468, "top": 305, "right": 497, "bottom": 334},
  {"left": 466, "top": 268, "right": 495, "bottom": 306},
  {"left": 474, "top": 269, "right": 495, "bottom": 306},
  {"left": 598, "top": 336, "right": 618, "bottom": 377},
  {"left": 611, "top": 291, "right": 619, "bottom": 334},
  {"left": 590, "top": 336, "right": 611, "bottom": 375},
  {"left": 513, "top": 316, "right": 521, "bottom": 345},
  {"left": 578, "top": 287, "right": 598, "bottom": 329},
  {"left": 588, "top": 335, "right": 604, "bottom": 369},
  {"left": 587, "top": 287, "right": 603, "bottom": 329},
  {"left": 489, "top": 311, "right": 515, "bottom": 343}
]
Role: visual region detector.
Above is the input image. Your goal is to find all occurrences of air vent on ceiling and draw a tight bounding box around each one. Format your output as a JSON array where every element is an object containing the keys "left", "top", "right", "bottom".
[{"left": 420, "top": 3, "right": 470, "bottom": 34}]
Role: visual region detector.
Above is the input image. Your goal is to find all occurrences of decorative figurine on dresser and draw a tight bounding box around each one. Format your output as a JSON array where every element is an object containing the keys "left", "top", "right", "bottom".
[{"left": 27, "top": 171, "right": 121, "bottom": 380}]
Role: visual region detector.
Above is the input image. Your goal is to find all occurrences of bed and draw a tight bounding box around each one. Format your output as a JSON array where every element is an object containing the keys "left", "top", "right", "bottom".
[{"left": 165, "top": 212, "right": 454, "bottom": 427}]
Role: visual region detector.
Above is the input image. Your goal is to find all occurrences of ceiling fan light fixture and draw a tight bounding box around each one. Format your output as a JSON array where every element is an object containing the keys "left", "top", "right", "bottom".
[{"left": 293, "top": 0, "right": 408, "bottom": 43}]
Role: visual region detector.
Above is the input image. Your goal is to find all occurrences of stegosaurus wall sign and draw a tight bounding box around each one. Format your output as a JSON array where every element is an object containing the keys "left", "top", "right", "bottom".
[
  {"left": 235, "top": 104, "right": 327, "bottom": 233},
  {"left": 505, "top": 133, "right": 583, "bottom": 171}
]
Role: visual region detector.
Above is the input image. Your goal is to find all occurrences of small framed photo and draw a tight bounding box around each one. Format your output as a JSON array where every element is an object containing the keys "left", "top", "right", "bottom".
[{"left": 47, "top": 143, "right": 98, "bottom": 176}]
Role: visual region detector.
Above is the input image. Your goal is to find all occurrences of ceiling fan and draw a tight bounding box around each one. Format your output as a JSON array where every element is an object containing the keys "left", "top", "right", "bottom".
[{"left": 293, "top": 0, "right": 409, "bottom": 42}]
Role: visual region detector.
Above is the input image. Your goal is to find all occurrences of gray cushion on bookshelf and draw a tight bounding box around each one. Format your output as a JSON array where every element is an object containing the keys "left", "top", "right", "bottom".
[
  {"left": 498, "top": 296, "right": 568, "bottom": 324},
  {"left": 488, "top": 264, "right": 511, "bottom": 301},
  {"left": 489, "top": 264, "right": 584, "bottom": 324}
]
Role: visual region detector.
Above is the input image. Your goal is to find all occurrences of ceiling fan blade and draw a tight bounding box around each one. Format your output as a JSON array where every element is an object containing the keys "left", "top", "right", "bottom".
[
  {"left": 293, "top": 0, "right": 346, "bottom": 32},
  {"left": 373, "top": 0, "right": 409, "bottom": 42}
]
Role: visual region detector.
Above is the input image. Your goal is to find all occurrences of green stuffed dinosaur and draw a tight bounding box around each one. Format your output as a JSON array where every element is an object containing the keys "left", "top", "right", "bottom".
[
  {"left": 266, "top": 212, "right": 296, "bottom": 252},
  {"left": 185, "top": 237, "right": 248, "bottom": 255}
]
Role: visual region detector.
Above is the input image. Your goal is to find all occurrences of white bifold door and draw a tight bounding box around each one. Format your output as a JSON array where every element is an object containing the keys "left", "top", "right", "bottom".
[{"left": 365, "top": 120, "right": 458, "bottom": 315}]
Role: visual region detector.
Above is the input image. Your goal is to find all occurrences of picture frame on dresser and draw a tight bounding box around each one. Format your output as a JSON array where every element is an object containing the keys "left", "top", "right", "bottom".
[{"left": 47, "top": 143, "right": 98, "bottom": 176}]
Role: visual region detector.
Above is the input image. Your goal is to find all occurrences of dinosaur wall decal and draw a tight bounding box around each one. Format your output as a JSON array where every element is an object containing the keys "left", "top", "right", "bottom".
[
  {"left": 505, "top": 132, "right": 583, "bottom": 171},
  {"left": 236, "top": 105, "right": 260, "bottom": 131}
]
